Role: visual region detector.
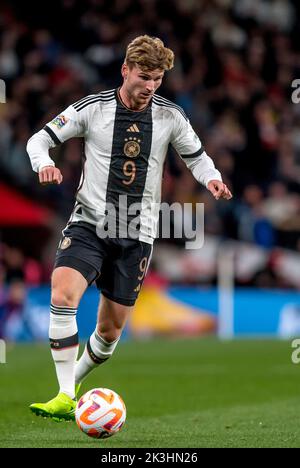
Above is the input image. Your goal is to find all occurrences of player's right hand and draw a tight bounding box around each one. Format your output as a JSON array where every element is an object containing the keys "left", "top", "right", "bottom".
[{"left": 39, "top": 166, "right": 63, "bottom": 185}]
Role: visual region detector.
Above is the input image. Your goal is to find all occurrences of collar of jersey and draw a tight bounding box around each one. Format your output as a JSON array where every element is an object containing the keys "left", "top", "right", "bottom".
[{"left": 116, "top": 88, "right": 152, "bottom": 113}]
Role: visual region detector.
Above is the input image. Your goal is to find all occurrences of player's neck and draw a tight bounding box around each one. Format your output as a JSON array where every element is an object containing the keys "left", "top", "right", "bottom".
[{"left": 118, "top": 86, "right": 148, "bottom": 112}]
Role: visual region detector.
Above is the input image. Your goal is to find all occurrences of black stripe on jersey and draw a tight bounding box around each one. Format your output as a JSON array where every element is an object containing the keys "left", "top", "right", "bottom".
[
  {"left": 153, "top": 96, "right": 188, "bottom": 121},
  {"left": 73, "top": 91, "right": 114, "bottom": 109},
  {"left": 99, "top": 89, "right": 116, "bottom": 96},
  {"left": 73, "top": 94, "right": 115, "bottom": 109},
  {"left": 73, "top": 95, "right": 115, "bottom": 112},
  {"left": 73, "top": 94, "right": 98, "bottom": 107},
  {"left": 105, "top": 91, "right": 153, "bottom": 231},
  {"left": 153, "top": 94, "right": 186, "bottom": 113},
  {"left": 153, "top": 95, "right": 188, "bottom": 121},
  {"left": 180, "top": 147, "right": 205, "bottom": 159},
  {"left": 73, "top": 93, "right": 115, "bottom": 108},
  {"left": 73, "top": 90, "right": 115, "bottom": 108},
  {"left": 76, "top": 141, "right": 87, "bottom": 197},
  {"left": 43, "top": 125, "right": 61, "bottom": 145},
  {"left": 65, "top": 201, "right": 82, "bottom": 227}
]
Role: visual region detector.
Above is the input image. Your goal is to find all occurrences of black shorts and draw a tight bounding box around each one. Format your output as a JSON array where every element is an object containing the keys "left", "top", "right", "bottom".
[{"left": 54, "top": 222, "right": 152, "bottom": 306}]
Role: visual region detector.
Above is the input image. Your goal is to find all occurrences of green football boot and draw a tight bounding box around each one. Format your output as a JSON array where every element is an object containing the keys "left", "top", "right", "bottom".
[{"left": 29, "top": 392, "right": 76, "bottom": 422}]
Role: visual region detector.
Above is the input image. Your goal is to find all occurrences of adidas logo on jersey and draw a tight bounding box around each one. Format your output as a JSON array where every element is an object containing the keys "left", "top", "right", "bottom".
[{"left": 127, "top": 124, "right": 140, "bottom": 132}]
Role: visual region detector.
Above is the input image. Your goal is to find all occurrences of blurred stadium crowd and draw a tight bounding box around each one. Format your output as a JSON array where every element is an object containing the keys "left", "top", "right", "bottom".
[{"left": 1, "top": 0, "right": 300, "bottom": 301}]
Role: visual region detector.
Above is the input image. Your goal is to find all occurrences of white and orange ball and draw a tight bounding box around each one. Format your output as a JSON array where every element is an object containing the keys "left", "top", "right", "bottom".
[{"left": 75, "top": 388, "right": 126, "bottom": 439}]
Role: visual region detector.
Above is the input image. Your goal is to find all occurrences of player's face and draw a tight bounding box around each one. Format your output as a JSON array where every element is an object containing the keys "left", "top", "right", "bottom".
[{"left": 122, "top": 64, "right": 164, "bottom": 108}]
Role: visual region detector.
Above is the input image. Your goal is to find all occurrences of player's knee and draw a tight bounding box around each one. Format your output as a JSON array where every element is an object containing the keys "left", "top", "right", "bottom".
[
  {"left": 51, "top": 288, "right": 78, "bottom": 308},
  {"left": 97, "top": 299, "right": 130, "bottom": 342},
  {"left": 97, "top": 326, "right": 122, "bottom": 344}
]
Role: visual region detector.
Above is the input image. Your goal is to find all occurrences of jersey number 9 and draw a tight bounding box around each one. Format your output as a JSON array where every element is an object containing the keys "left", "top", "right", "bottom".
[{"left": 122, "top": 160, "right": 136, "bottom": 185}]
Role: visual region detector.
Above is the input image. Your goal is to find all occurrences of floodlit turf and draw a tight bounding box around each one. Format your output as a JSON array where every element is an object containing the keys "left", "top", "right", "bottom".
[{"left": 0, "top": 338, "right": 300, "bottom": 448}]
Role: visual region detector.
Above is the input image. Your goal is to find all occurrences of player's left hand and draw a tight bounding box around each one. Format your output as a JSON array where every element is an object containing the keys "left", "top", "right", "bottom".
[{"left": 207, "top": 180, "right": 232, "bottom": 200}]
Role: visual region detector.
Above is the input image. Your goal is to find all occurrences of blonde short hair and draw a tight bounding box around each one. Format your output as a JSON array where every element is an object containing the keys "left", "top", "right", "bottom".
[{"left": 125, "top": 35, "right": 174, "bottom": 72}]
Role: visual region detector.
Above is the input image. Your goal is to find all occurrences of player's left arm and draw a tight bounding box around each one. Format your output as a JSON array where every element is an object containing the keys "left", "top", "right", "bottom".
[{"left": 171, "top": 111, "right": 232, "bottom": 201}]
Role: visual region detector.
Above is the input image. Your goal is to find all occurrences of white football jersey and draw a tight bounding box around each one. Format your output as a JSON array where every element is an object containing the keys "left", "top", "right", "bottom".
[{"left": 27, "top": 89, "right": 222, "bottom": 244}]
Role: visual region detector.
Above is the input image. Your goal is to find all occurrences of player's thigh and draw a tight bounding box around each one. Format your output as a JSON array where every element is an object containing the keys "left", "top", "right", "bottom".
[
  {"left": 51, "top": 266, "right": 88, "bottom": 307},
  {"left": 96, "top": 294, "right": 133, "bottom": 341}
]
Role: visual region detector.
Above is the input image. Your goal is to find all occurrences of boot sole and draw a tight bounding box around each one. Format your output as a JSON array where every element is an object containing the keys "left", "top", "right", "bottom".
[{"left": 30, "top": 406, "right": 75, "bottom": 422}]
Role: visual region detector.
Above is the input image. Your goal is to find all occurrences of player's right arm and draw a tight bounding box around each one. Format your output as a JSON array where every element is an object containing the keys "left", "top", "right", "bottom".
[{"left": 26, "top": 102, "right": 88, "bottom": 185}]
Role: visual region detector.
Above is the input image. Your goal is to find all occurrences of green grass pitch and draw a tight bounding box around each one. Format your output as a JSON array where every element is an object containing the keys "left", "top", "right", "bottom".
[{"left": 0, "top": 338, "right": 300, "bottom": 448}]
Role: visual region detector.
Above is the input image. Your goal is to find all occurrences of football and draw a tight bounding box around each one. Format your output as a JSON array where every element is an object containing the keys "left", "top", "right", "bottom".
[{"left": 75, "top": 388, "right": 126, "bottom": 439}]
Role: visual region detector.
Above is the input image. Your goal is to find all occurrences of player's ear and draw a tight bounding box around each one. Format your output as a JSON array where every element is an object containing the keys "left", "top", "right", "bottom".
[{"left": 121, "top": 63, "right": 128, "bottom": 80}]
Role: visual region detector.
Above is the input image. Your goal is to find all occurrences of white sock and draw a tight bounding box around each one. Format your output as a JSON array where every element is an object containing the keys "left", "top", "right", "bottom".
[
  {"left": 75, "top": 330, "right": 120, "bottom": 384},
  {"left": 49, "top": 304, "right": 79, "bottom": 399}
]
